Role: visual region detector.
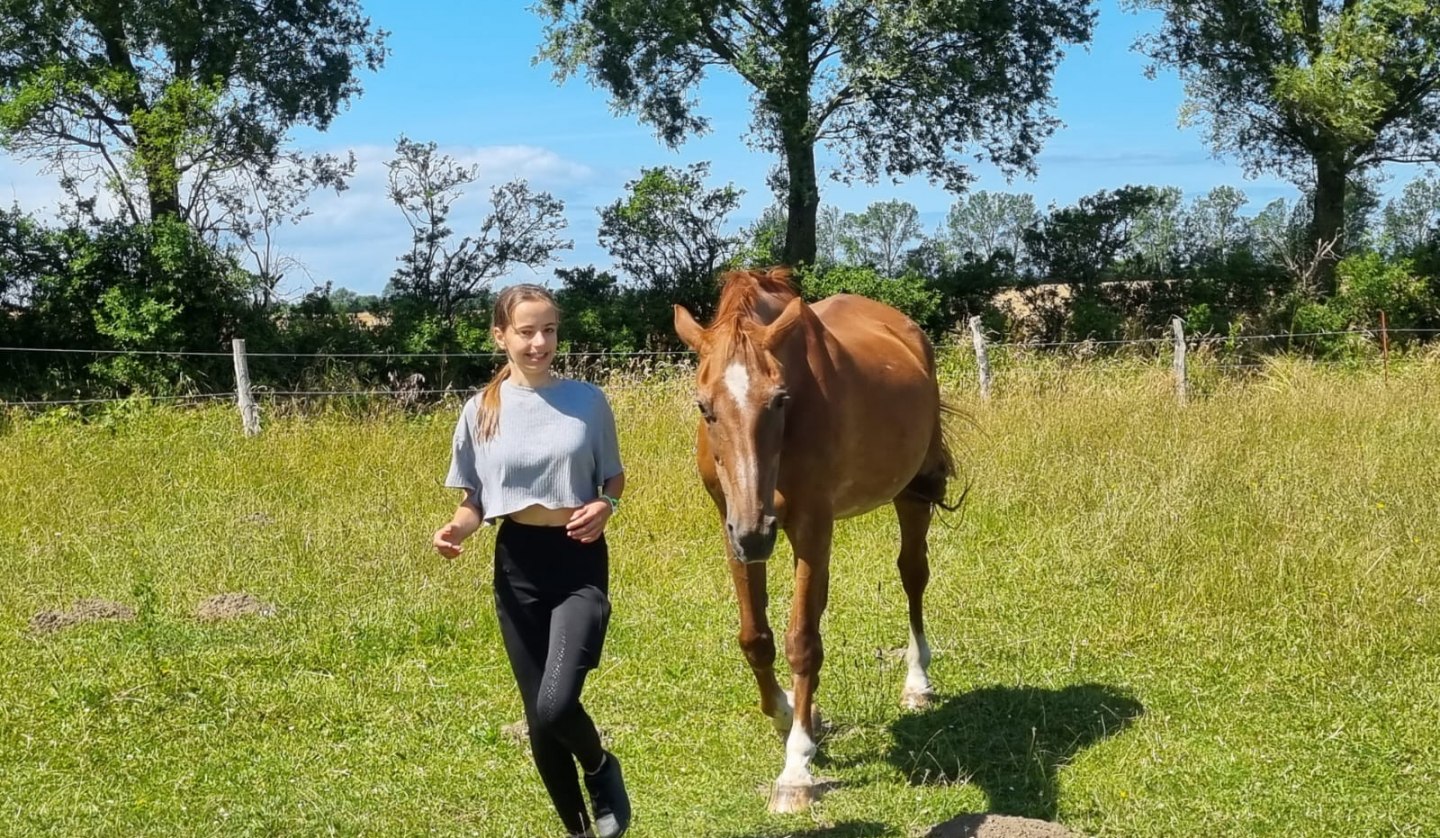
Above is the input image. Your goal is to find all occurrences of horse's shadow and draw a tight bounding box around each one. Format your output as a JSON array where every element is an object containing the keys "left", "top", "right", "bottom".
[{"left": 887, "top": 683, "right": 1144, "bottom": 820}]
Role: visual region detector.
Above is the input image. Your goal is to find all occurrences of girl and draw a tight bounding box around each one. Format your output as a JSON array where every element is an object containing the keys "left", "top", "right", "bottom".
[{"left": 432, "top": 284, "right": 631, "bottom": 838}]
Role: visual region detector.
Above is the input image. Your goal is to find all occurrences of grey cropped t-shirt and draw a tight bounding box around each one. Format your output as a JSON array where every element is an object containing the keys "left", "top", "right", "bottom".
[{"left": 444, "top": 378, "right": 623, "bottom": 523}]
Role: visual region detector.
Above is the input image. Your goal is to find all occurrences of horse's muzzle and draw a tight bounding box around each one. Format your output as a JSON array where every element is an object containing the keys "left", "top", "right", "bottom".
[{"left": 728, "top": 517, "right": 778, "bottom": 563}]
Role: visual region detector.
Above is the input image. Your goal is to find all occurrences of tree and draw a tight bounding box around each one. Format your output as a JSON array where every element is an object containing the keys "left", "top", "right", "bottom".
[
  {"left": 1024, "top": 187, "right": 1166, "bottom": 285},
  {"left": 537, "top": 0, "right": 1096, "bottom": 266},
  {"left": 0, "top": 0, "right": 386, "bottom": 223},
  {"left": 816, "top": 205, "right": 844, "bottom": 269},
  {"left": 838, "top": 199, "right": 922, "bottom": 277},
  {"left": 799, "top": 264, "right": 942, "bottom": 331},
  {"left": 1183, "top": 186, "right": 1251, "bottom": 263},
  {"left": 1128, "top": 185, "right": 1184, "bottom": 276},
  {"left": 553, "top": 266, "right": 644, "bottom": 351},
  {"left": 1381, "top": 171, "right": 1440, "bottom": 255},
  {"left": 740, "top": 202, "right": 790, "bottom": 267},
  {"left": 0, "top": 204, "right": 58, "bottom": 311},
  {"left": 1130, "top": 0, "right": 1440, "bottom": 291},
  {"left": 597, "top": 162, "right": 744, "bottom": 318},
  {"left": 386, "top": 137, "right": 570, "bottom": 325},
  {"left": 199, "top": 151, "right": 358, "bottom": 308},
  {"left": 943, "top": 191, "right": 1040, "bottom": 265},
  {"left": 328, "top": 287, "right": 383, "bottom": 315}
]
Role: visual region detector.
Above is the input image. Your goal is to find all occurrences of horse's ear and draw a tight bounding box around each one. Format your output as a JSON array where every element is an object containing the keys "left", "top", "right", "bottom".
[
  {"left": 674, "top": 304, "right": 706, "bottom": 352},
  {"left": 763, "top": 296, "right": 806, "bottom": 351}
]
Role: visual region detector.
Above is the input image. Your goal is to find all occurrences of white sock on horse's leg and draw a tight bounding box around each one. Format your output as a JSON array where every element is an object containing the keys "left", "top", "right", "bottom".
[
  {"left": 777, "top": 715, "right": 817, "bottom": 787},
  {"left": 767, "top": 686, "right": 794, "bottom": 736},
  {"left": 902, "top": 628, "right": 933, "bottom": 708}
]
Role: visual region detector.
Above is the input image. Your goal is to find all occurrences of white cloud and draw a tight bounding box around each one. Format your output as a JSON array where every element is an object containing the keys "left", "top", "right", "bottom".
[
  {"left": 2, "top": 143, "right": 605, "bottom": 296},
  {"left": 267, "top": 143, "right": 604, "bottom": 293},
  {"left": 0, "top": 157, "right": 70, "bottom": 218}
]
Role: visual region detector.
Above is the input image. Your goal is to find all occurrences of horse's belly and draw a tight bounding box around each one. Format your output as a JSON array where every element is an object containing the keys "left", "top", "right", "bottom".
[{"left": 828, "top": 441, "right": 930, "bottom": 518}]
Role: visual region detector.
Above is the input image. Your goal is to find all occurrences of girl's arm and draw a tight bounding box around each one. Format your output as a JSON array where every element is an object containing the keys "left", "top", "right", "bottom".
[{"left": 433, "top": 490, "right": 483, "bottom": 559}]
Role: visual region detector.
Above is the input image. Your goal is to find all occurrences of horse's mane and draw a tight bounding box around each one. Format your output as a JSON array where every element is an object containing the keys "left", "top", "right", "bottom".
[
  {"left": 709, "top": 267, "right": 799, "bottom": 329},
  {"left": 704, "top": 267, "right": 799, "bottom": 364}
]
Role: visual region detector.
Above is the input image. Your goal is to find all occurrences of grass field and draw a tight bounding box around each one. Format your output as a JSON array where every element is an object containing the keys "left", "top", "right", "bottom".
[{"left": 2, "top": 358, "right": 1438, "bottom": 836}]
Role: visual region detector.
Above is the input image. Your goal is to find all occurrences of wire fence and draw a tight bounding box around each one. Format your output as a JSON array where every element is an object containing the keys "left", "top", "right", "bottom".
[
  {"left": 3, "top": 325, "right": 1437, "bottom": 412},
  {"left": 5, "top": 328, "right": 1438, "bottom": 358}
]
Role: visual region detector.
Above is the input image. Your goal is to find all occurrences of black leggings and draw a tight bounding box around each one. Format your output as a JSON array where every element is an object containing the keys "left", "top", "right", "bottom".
[{"left": 494, "top": 519, "right": 611, "bottom": 835}]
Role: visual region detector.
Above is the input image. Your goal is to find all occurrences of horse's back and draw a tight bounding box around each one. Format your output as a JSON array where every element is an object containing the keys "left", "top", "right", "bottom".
[{"left": 809, "top": 293, "right": 935, "bottom": 378}]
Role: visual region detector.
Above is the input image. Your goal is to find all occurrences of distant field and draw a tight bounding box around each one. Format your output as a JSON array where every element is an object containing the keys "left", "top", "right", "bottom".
[{"left": 2, "top": 359, "right": 1437, "bottom": 836}]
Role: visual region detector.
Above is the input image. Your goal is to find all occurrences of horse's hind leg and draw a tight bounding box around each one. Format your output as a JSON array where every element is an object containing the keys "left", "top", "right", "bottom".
[{"left": 894, "top": 495, "right": 935, "bottom": 709}]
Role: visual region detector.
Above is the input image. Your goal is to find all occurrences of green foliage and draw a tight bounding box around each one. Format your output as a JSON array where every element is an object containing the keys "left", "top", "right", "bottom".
[
  {"left": 0, "top": 0, "right": 387, "bottom": 221},
  {"left": 2, "top": 216, "right": 257, "bottom": 397},
  {"left": 736, "top": 203, "right": 788, "bottom": 268},
  {"left": 798, "top": 264, "right": 942, "bottom": 331},
  {"left": 597, "top": 163, "right": 741, "bottom": 321},
  {"left": 1067, "top": 290, "right": 1126, "bottom": 342},
  {"left": 1275, "top": 252, "right": 1437, "bottom": 359},
  {"left": 1380, "top": 172, "right": 1440, "bottom": 256},
  {"left": 553, "top": 266, "right": 645, "bottom": 353},
  {"left": 838, "top": 199, "right": 923, "bottom": 277},
  {"left": 1130, "top": 0, "right": 1440, "bottom": 276},
  {"left": 1288, "top": 297, "right": 1358, "bottom": 358},
  {"left": 386, "top": 137, "right": 570, "bottom": 325},
  {"left": 942, "top": 191, "right": 1040, "bottom": 266},
  {"left": 1334, "top": 251, "right": 1434, "bottom": 329},
  {"left": 10, "top": 167, "right": 1440, "bottom": 401},
  {"left": 1025, "top": 186, "right": 1168, "bottom": 285},
  {"left": 536, "top": 0, "right": 1095, "bottom": 264}
]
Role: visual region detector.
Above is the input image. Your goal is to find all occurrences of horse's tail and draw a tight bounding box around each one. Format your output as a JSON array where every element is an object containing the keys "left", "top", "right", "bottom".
[{"left": 902, "top": 399, "right": 971, "bottom": 513}]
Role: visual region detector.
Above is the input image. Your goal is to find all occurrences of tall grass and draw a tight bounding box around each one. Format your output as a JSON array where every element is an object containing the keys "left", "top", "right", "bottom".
[{"left": 1, "top": 359, "right": 1437, "bottom": 836}]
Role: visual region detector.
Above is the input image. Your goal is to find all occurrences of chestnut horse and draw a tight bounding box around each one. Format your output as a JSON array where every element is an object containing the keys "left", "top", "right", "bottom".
[{"left": 673, "top": 267, "right": 956, "bottom": 812}]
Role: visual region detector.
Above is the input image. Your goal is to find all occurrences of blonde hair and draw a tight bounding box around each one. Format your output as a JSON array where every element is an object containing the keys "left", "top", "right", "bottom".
[{"left": 478, "top": 283, "right": 560, "bottom": 440}]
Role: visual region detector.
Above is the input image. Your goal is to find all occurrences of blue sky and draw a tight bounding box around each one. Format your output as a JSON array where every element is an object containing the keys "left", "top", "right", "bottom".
[{"left": 0, "top": 1, "right": 1423, "bottom": 296}]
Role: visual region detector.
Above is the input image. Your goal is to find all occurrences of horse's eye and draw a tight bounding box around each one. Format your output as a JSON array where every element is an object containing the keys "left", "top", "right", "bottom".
[
  {"left": 768, "top": 392, "right": 790, "bottom": 411},
  {"left": 696, "top": 400, "right": 716, "bottom": 422}
]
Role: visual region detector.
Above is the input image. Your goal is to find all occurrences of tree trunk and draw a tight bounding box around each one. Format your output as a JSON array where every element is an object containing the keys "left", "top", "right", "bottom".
[
  {"left": 86, "top": 3, "right": 182, "bottom": 222},
  {"left": 782, "top": 136, "right": 819, "bottom": 267},
  {"left": 777, "top": 0, "right": 819, "bottom": 268},
  {"left": 144, "top": 164, "right": 182, "bottom": 221},
  {"left": 1311, "top": 153, "right": 1347, "bottom": 296}
]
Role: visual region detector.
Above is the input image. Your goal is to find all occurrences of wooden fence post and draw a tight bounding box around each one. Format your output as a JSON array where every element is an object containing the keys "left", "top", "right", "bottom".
[
  {"left": 969, "top": 315, "right": 992, "bottom": 401},
  {"left": 1380, "top": 310, "right": 1390, "bottom": 385},
  {"left": 232, "top": 338, "right": 261, "bottom": 437},
  {"left": 1171, "top": 316, "right": 1187, "bottom": 406}
]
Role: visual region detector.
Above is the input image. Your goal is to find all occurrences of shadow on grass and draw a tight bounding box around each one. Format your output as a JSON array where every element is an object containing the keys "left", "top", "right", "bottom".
[
  {"left": 717, "top": 821, "right": 890, "bottom": 838},
  {"left": 887, "top": 683, "right": 1144, "bottom": 820}
]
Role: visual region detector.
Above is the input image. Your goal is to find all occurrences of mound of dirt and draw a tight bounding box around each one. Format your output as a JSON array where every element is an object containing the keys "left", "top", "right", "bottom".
[
  {"left": 29, "top": 598, "right": 136, "bottom": 634},
  {"left": 925, "top": 814, "right": 1077, "bottom": 838},
  {"left": 195, "top": 592, "right": 276, "bottom": 622}
]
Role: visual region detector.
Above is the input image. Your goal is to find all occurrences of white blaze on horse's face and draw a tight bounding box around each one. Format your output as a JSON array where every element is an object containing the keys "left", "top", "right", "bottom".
[{"left": 697, "top": 349, "right": 789, "bottom": 563}]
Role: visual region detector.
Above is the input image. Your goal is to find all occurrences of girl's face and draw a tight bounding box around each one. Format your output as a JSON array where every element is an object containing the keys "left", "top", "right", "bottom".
[{"left": 495, "top": 299, "right": 559, "bottom": 375}]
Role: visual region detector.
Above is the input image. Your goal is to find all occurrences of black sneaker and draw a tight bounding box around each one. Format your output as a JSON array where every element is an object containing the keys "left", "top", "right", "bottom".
[{"left": 583, "top": 751, "right": 631, "bottom": 838}]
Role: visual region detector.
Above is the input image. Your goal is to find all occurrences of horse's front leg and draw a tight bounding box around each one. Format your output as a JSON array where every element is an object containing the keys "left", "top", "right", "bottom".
[
  {"left": 728, "top": 552, "right": 791, "bottom": 736},
  {"left": 770, "top": 516, "right": 832, "bottom": 814}
]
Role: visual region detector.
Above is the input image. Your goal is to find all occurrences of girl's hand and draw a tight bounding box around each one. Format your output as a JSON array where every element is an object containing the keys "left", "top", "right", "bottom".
[
  {"left": 432, "top": 522, "right": 465, "bottom": 559},
  {"left": 566, "top": 500, "right": 612, "bottom": 544}
]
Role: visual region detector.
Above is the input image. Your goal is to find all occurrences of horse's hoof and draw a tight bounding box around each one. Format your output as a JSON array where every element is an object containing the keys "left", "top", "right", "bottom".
[
  {"left": 901, "top": 688, "right": 934, "bottom": 710},
  {"left": 768, "top": 781, "right": 820, "bottom": 813}
]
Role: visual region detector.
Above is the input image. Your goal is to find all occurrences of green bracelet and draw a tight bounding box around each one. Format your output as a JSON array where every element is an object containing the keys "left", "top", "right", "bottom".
[{"left": 600, "top": 493, "right": 621, "bottom": 513}]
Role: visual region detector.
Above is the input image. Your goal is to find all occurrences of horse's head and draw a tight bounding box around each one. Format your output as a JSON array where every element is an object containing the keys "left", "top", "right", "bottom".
[{"left": 674, "top": 283, "right": 806, "bottom": 563}]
